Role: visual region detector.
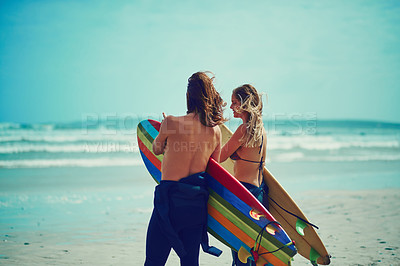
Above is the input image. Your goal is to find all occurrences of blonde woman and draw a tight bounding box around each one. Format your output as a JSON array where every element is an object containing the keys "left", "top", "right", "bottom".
[{"left": 219, "top": 84, "right": 267, "bottom": 266}]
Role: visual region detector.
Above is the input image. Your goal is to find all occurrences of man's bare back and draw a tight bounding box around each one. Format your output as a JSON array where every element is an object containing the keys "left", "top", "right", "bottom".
[{"left": 153, "top": 113, "right": 221, "bottom": 181}]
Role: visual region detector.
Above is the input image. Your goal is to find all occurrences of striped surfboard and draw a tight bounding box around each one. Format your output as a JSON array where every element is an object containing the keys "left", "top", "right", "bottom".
[
  {"left": 137, "top": 119, "right": 297, "bottom": 265},
  {"left": 218, "top": 124, "right": 331, "bottom": 265}
]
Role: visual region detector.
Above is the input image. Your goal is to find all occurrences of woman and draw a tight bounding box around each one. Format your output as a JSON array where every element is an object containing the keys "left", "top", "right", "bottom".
[
  {"left": 219, "top": 84, "right": 268, "bottom": 266},
  {"left": 145, "top": 72, "right": 226, "bottom": 266}
]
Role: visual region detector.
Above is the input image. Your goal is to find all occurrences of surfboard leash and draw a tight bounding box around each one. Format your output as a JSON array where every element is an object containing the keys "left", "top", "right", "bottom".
[
  {"left": 269, "top": 197, "right": 319, "bottom": 230},
  {"left": 250, "top": 220, "right": 296, "bottom": 263}
]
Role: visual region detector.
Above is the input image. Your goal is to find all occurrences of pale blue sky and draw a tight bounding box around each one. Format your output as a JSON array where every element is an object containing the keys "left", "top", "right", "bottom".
[{"left": 1, "top": 0, "right": 399, "bottom": 123}]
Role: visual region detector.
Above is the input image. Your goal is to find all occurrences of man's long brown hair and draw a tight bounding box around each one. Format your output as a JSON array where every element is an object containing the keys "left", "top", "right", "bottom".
[{"left": 187, "top": 72, "right": 226, "bottom": 127}]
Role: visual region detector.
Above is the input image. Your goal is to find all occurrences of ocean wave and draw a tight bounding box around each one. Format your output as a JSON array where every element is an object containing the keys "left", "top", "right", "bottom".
[
  {"left": 317, "top": 154, "right": 400, "bottom": 162},
  {"left": 0, "top": 131, "right": 136, "bottom": 143},
  {"left": 269, "top": 152, "right": 400, "bottom": 163},
  {"left": 268, "top": 135, "right": 400, "bottom": 150},
  {"left": 271, "top": 152, "right": 305, "bottom": 162},
  {"left": 268, "top": 141, "right": 400, "bottom": 151},
  {"left": 0, "top": 158, "right": 143, "bottom": 168},
  {"left": 0, "top": 123, "right": 55, "bottom": 131},
  {"left": 0, "top": 143, "right": 139, "bottom": 154},
  {"left": 0, "top": 121, "right": 139, "bottom": 131},
  {"left": 1, "top": 137, "right": 398, "bottom": 154}
]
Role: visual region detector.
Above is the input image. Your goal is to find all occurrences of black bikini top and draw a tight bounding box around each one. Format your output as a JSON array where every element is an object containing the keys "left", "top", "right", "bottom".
[{"left": 230, "top": 135, "right": 265, "bottom": 182}]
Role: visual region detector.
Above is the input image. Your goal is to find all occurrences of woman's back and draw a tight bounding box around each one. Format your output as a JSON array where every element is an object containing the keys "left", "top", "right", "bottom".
[{"left": 231, "top": 129, "right": 267, "bottom": 186}]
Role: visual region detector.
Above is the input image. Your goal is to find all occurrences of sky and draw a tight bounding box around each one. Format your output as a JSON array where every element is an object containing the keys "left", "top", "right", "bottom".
[{"left": 1, "top": 0, "right": 400, "bottom": 124}]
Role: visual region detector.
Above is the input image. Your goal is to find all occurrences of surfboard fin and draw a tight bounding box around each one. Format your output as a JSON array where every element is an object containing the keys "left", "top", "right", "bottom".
[
  {"left": 310, "top": 247, "right": 321, "bottom": 266},
  {"left": 256, "top": 256, "right": 269, "bottom": 266},
  {"left": 238, "top": 246, "right": 252, "bottom": 263},
  {"left": 265, "top": 223, "right": 279, "bottom": 235},
  {"left": 249, "top": 209, "right": 265, "bottom": 220},
  {"left": 296, "top": 218, "right": 308, "bottom": 236}
]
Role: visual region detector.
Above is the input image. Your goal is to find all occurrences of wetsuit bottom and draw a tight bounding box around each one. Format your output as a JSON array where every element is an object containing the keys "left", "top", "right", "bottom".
[
  {"left": 145, "top": 172, "right": 220, "bottom": 266},
  {"left": 145, "top": 213, "right": 203, "bottom": 266}
]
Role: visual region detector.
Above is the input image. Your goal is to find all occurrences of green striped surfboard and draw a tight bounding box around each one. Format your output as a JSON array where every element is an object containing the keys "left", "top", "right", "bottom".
[{"left": 137, "top": 119, "right": 297, "bottom": 265}]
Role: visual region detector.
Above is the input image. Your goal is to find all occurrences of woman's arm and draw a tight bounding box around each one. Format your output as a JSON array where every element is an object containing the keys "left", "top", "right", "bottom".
[{"left": 219, "top": 124, "right": 246, "bottom": 163}]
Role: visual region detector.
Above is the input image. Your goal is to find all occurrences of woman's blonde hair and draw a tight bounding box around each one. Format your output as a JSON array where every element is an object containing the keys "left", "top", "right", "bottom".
[{"left": 233, "top": 84, "right": 264, "bottom": 147}]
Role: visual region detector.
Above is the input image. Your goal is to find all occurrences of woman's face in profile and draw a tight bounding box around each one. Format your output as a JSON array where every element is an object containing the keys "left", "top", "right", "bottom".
[{"left": 230, "top": 94, "right": 241, "bottom": 118}]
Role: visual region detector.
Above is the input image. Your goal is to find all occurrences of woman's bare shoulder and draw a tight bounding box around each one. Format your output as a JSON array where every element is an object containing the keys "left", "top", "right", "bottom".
[{"left": 236, "top": 124, "right": 247, "bottom": 136}]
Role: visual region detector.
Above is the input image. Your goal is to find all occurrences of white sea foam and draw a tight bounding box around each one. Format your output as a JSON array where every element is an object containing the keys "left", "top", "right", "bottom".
[
  {"left": 0, "top": 158, "right": 143, "bottom": 168},
  {"left": 1, "top": 121, "right": 399, "bottom": 167},
  {"left": 45, "top": 195, "right": 88, "bottom": 204},
  {"left": 0, "top": 132, "right": 136, "bottom": 143},
  {"left": 0, "top": 143, "right": 139, "bottom": 154},
  {"left": 318, "top": 154, "right": 400, "bottom": 162},
  {"left": 267, "top": 135, "right": 400, "bottom": 150},
  {"left": 271, "top": 152, "right": 305, "bottom": 162},
  {"left": 269, "top": 152, "right": 400, "bottom": 163}
]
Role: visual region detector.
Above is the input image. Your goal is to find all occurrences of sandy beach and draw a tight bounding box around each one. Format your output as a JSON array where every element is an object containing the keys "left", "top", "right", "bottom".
[
  {"left": 1, "top": 161, "right": 399, "bottom": 265},
  {"left": 1, "top": 0, "right": 400, "bottom": 264}
]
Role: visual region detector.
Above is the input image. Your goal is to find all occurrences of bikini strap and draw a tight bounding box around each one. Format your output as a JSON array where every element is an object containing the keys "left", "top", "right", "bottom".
[
  {"left": 257, "top": 155, "right": 264, "bottom": 186},
  {"left": 257, "top": 135, "right": 264, "bottom": 186}
]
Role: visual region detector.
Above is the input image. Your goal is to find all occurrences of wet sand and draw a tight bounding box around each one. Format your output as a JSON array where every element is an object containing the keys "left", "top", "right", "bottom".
[{"left": 1, "top": 165, "right": 399, "bottom": 265}]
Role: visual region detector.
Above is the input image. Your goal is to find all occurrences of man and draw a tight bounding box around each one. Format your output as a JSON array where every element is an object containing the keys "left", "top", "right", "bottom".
[{"left": 145, "top": 72, "right": 226, "bottom": 266}]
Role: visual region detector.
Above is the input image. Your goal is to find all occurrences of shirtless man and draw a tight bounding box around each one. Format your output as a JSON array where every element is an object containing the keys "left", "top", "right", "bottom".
[
  {"left": 153, "top": 112, "right": 221, "bottom": 180},
  {"left": 145, "top": 72, "right": 226, "bottom": 266}
]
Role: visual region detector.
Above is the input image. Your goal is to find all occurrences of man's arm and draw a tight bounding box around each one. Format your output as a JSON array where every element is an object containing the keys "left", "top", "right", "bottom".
[{"left": 152, "top": 116, "right": 171, "bottom": 155}]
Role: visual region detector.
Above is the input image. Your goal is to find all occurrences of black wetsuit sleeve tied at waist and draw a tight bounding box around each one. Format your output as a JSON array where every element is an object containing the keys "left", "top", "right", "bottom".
[{"left": 153, "top": 178, "right": 222, "bottom": 257}]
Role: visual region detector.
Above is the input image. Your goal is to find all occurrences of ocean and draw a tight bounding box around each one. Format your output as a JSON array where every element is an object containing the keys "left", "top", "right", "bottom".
[
  {"left": 1, "top": 118, "right": 400, "bottom": 265},
  {"left": 1, "top": 119, "right": 399, "bottom": 169}
]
